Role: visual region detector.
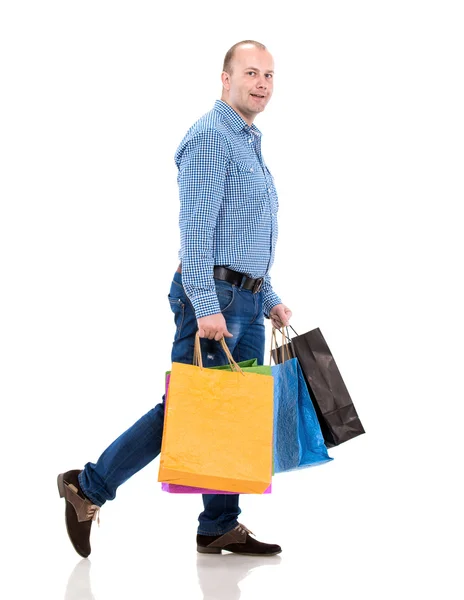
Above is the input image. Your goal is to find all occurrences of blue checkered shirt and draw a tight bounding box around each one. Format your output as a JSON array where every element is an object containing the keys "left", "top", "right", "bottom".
[{"left": 175, "top": 100, "right": 281, "bottom": 319}]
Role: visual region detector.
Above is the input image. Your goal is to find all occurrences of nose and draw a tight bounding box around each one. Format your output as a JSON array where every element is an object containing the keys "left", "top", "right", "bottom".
[{"left": 256, "top": 74, "right": 267, "bottom": 89}]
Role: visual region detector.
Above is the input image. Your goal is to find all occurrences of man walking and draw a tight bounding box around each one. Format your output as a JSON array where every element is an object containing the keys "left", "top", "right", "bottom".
[{"left": 58, "top": 39, "right": 292, "bottom": 558}]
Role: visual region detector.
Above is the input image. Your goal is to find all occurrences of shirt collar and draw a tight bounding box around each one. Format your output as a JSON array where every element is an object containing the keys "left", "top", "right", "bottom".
[{"left": 213, "top": 100, "right": 262, "bottom": 137}]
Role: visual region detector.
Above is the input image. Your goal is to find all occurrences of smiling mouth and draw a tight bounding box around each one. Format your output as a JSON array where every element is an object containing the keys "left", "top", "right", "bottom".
[{"left": 250, "top": 93, "right": 265, "bottom": 98}]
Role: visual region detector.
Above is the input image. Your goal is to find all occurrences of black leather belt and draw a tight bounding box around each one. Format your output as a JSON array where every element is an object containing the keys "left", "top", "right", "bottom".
[
  {"left": 176, "top": 264, "right": 264, "bottom": 294},
  {"left": 213, "top": 266, "right": 264, "bottom": 294}
]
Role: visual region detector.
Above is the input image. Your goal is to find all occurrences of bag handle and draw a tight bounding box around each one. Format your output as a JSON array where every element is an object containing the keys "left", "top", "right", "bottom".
[
  {"left": 193, "top": 332, "right": 203, "bottom": 367},
  {"left": 194, "top": 331, "right": 244, "bottom": 374},
  {"left": 270, "top": 326, "right": 292, "bottom": 364},
  {"left": 288, "top": 324, "right": 299, "bottom": 337}
]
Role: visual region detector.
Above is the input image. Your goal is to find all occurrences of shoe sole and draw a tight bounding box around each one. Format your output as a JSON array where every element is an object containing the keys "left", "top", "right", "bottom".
[
  {"left": 197, "top": 545, "right": 222, "bottom": 554},
  {"left": 197, "top": 545, "right": 281, "bottom": 556},
  {"left": 57, "top": 473, "right": 89, "bottom": 558}
]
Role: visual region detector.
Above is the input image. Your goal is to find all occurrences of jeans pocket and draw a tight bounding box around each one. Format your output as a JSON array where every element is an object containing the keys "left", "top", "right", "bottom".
[
  {"left": 168, "top": 295, "right": 185, "bottom": 340},
  {"left": 215, "top": 282, "right": 235, "bottom": 313}
]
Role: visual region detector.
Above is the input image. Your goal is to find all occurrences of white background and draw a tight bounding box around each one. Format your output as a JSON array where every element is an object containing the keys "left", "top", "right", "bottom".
[{"left": 1, "top": 1, "right": 463, "bottom": 598}]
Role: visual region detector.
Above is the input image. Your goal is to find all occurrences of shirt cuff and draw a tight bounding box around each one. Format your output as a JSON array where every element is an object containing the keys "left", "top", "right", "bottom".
[
  {"left": 188, "top": 291, "right": 222, "bottom": 320},
  {"left": 262, "top": 291, "right": 282, "bottom": 319}
]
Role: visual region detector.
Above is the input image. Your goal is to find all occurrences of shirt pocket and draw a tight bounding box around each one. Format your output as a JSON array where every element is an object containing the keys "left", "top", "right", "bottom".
[
  {"left": 233, "top": 159, "right": 259, "bottom": 176},
  {"left": 225, "top": 160, "right": 264, "bottom": 205}
]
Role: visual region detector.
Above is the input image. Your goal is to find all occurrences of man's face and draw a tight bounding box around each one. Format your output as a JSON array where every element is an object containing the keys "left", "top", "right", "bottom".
[{"left": 222, "top": 45, "right": 274, "bottom": 122}]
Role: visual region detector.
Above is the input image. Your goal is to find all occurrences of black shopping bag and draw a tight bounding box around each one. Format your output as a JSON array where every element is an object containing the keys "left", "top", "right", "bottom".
[{"left": 271, "top": 326, "right": 365, "bottom": 447}]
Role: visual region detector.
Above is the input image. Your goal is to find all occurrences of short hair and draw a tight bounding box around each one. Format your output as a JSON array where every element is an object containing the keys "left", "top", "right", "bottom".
[{"left": 223, "top": 40, "right": 267, "bottom": 74}]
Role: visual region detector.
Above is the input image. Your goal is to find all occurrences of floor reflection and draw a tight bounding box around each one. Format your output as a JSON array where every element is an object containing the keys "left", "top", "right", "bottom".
[
  {"left": 196, "top": 553, "right": 282, "bottom": 600},
  {"left": 63, "top": 551, "right": 281, "bottom": 600},
  {"left": 64, "top": 558, "right": 95, "bottom": 600}
]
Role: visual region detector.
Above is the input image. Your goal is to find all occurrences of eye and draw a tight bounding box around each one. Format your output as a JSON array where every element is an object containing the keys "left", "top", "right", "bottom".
[
  {"left": 247, "top": 71, "right": 256, "bottom": 76},
  {"left": 265, "top": 73, "right": 273, "bottom": 79}
]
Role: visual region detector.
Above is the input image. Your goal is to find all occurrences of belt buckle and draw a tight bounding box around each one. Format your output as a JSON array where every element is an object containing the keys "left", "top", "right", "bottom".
[{"left": 253, "top": 278, "right": 263, "bottom": 294}]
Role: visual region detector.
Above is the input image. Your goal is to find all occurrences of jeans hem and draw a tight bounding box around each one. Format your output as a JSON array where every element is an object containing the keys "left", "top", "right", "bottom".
[
  {"left": 197, "top": 520, "right": 239, "bottom": 537},
  {"left": 78, "top": 471, "right": 104, "bottom": 508}
]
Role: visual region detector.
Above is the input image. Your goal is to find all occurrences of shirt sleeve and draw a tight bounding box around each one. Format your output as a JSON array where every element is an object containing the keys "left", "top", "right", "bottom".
[
  {"left": 261, "top": 273, "right": 282, "bottom": 318},
  {"left": 177, "top": 129, "right": 229, "bottom": 319}
]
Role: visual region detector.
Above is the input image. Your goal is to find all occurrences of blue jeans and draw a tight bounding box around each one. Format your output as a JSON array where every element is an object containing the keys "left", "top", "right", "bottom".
[{"left": 79, "top": 270, "right": 266, "bottom": 535}]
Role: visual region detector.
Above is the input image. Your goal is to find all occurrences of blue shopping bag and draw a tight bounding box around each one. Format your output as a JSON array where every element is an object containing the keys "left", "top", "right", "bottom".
[{"left": 272, "top": 357, "right": 333, "bottom": 473}]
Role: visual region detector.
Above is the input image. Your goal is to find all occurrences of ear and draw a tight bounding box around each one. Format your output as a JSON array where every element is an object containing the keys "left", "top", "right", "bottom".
[{"left": 221, "top": 71, "right": 231, "bottom": 91}]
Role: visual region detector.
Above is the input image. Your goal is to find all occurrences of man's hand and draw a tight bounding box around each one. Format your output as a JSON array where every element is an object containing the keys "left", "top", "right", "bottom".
[
  {"left": 269, "top": 303, "right": 293, "bottom": 329},
  {"left": 197, "top": 313, "right": 233, "bottom": 341}
]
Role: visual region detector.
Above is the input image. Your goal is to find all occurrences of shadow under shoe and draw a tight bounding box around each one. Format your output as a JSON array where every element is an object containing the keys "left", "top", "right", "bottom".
[
  {"left": 57, "top": 470, "right": 100, "bottom": 558},
  {"left": 197, "top": 523, "right": 282, "bottom": 556}
]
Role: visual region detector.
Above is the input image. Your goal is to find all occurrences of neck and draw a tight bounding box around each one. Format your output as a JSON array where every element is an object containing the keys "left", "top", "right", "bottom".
[{"left": 220, "top": 97, "right": 255, "bottom": 126}]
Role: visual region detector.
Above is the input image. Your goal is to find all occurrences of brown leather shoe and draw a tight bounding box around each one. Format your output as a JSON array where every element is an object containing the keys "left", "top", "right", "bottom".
[
  {"left": 197, "top": 523, "right": 282, "bottom": 556},
  {"left": 57, "top": 470, "right": 100, "bottom": 558}
]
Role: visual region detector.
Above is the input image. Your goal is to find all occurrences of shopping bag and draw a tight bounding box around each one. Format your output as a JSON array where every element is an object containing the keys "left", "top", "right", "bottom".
[
  {"left": 158, "top": 333, "right": 274, "bottom": 494},
  {"left": 162, "top": 362, "right": 272, "bottom": 494},
  {"left": 272, "top": 326, "right": 365, "bottom": 447},
  {"left": 272, "top": 360, "right": 333, "bottom": 471},
  {"left": 270, "top": 329, "right": 332, "bottom": 472},
  {"left": 164, "top": 358, "right": 260, "bottom": 392}
]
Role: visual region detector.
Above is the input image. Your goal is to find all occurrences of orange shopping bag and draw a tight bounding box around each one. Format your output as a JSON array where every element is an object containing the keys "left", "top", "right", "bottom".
[{"left": 158, "top": 333, "right": 274, "bottom": 494}]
